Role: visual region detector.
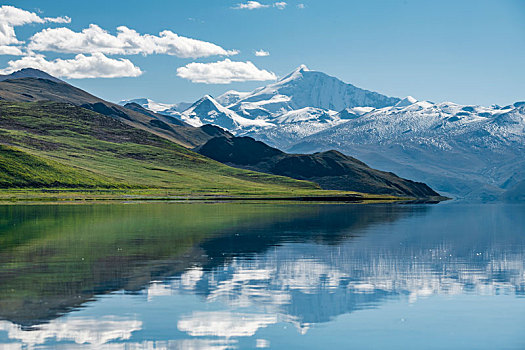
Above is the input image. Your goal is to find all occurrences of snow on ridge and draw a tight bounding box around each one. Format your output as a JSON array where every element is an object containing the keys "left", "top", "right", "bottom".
[
  {"left": 216, "top": 90, "right": 250, "bottom": 107},
  {"left": 182, "top": 94, "right": 273, "bottom": 129},
  {"left": 228, "top": 64, "right": 400, "bottom": 113},
  {"left": 395, "top": 96, "right": 418, "bottom": 107}
]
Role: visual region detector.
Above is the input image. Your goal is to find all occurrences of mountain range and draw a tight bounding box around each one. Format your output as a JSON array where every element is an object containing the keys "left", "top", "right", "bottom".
[
  {"left": 124, "top": 65, "right": 525, "bottom": 200},
  {"left": 0, "top": 68, "right": 442, "bottom": 199}
]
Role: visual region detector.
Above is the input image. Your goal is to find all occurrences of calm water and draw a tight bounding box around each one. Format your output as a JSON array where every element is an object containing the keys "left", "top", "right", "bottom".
[{"left": 0, "top": 202, "right": 523, "bottom": 349}]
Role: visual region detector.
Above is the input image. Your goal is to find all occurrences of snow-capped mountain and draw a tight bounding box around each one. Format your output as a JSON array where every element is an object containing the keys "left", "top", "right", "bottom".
[
  {"left": 119, "top": 66, "right": 402, "bottom": 143},
  {"left": 228, "top": 65, "right": 400, "bottom": 117},
  {"left": 181, "top": 95, "right": 271, "bottom": 130},
  {"left": 290, "top": 101, "right": 525, "bottom": 200}
]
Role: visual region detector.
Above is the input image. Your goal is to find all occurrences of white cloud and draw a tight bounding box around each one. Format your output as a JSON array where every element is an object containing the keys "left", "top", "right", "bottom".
[
  {"left": 0, "top": 5, "right": 70, "bottom": 54},
  {"left": 0, "top": 5, "right": 43, "bottom": 31},
  {"left": 255, "top": 49, "right": 270, "bottom": 57},
  {"left": 176, "top": 59, "right": 277, "bottom": 84},
  {"left": 273, "top": 2, "right": 287, "bottom": 9},
  {"left": 0, "top": 45, "right": 23, "bottom": 55},
  {"left": 297, "top": 3, "right": 306, "bottom": 9},
  {"left": 44, "top": 16, "right": 71, "bottom": 24},
  {"left": 28, "top": 24, "right": 238, "bottom": 58},
  {"left": 0, "top": 52, "right": 142, "bottom": 79},
  {"left": 233, "top": 1, "right": 287, "bottom": 10},
  {"left": 233, "top": 1, "right": 270, "bottom": 10}
]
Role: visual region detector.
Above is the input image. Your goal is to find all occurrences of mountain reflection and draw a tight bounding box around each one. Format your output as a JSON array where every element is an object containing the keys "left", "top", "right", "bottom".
[{"left": 0, "top": 203, "right": 524, "bottom": 348}]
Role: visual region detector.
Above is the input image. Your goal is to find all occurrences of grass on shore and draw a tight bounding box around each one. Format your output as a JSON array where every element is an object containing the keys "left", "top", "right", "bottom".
[{"left": 0, "top": 187, "right": 404, "bottom": 203}]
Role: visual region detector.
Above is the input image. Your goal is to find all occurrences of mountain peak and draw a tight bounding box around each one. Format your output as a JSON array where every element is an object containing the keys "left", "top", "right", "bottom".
[
  {"left": 395, "top": 96, "right": 418, "bottom": 107},
  {"left": 183, "top": 94, "right": 272, "bottom": 130},
  {"left": 0, "top": 68, "right": 63, "bottom": 83},
  {"left": 230, "top": 65, "right": 400, "bottom": 112},
  {"left": 287, "top": 64, "right": 310, "bottom": 79},
  {"left": 197, "top": 94, "right": 219, "bottom": 105},
  {"left": 296, "top": 64, "right": 310, "bottom": 72},
  {"left": 189, "top": 95, "right": 225, "bottom": 114}
]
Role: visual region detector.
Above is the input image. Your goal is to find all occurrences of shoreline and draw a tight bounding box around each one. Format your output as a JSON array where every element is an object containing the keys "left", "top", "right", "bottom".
[{"left": 0, "top": 189, "right": 449, "bottom": 205}]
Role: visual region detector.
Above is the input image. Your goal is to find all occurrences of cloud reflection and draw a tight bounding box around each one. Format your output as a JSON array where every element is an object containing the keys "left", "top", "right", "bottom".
[
  {"left": 178, "top": 311, "right": 277, "bottom": 337},
  {"left": 0, "top": 316, "right": 141, "bottom": 347}
]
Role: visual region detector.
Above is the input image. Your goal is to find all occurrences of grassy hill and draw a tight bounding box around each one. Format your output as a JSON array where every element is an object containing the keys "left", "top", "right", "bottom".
[
  {"left": 0, "top": 100, "right": 325, "bottom": 197},
  {"left": 0, "top": 77, "right": 229, "bottom": 148},
  {"left": 0, "top": 145, "right": 113, "bottom": 188}
]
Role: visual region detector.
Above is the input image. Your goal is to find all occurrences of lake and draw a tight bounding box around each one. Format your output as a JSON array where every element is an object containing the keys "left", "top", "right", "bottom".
[{"left": 0, "top": 202, "right": 523, "bottom": 349}]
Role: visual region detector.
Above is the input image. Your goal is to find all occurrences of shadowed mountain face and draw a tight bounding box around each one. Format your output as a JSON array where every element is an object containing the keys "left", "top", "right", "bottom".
[
  {"left": 0, "top": 74, "right": 226, "bottom": 148},
  {"left": 197, "top": 136, "right": 440, "bottom": 198}
]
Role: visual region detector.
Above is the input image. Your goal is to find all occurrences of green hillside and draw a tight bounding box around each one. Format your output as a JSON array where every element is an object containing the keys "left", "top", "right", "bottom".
[
  {"left": 0, "top": 77, "right": 227, "bottom": 148},
  {"left": 0, "top": 100, "right": 321, "bottom": 196},
  {"left": 0, "top": 145, "right": 113, "bottom": 188}
]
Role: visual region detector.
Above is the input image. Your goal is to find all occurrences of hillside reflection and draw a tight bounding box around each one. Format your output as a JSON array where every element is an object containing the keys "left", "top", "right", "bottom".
[{"left": 0, "top": 203, "right": 524, "bottom": 348}]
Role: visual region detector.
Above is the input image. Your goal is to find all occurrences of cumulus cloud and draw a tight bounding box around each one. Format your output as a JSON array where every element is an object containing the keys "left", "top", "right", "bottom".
[
  {"left": 233, "top": 1, "right": 270, "bottom": 10},
  {"left": 0, "top": 52, "right": 142, "bottom": 79},
  {"left": 255, "top": 49, "right": 270, "bottom": 57},
  {"left": 176, "top": 59, "right": 277, "bottom": 84},
  {"left": 28, "top": 24, "right": 238, "bottom": 58},
  {"left": 297, "top": 4, "right": 306, "bottom": 9},
  {"left": 273, "top": 2, "right": 287, "bottom": 9},
  {"left": 0, "top": 5, "right": 70, "bottom": 54}
]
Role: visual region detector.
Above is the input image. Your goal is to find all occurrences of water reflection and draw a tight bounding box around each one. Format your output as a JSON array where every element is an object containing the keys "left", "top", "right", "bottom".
[
  {"left": 0, "top": 203, "right": 524, "bottom": 349},
  {"left": 0, "top": 316, "right": 141, "bottom": 347}
]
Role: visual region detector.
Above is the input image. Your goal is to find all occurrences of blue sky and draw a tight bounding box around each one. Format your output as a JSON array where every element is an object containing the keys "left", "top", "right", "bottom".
[{"left": 0, "top": 0, "right": 524, "bottom": 106}]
